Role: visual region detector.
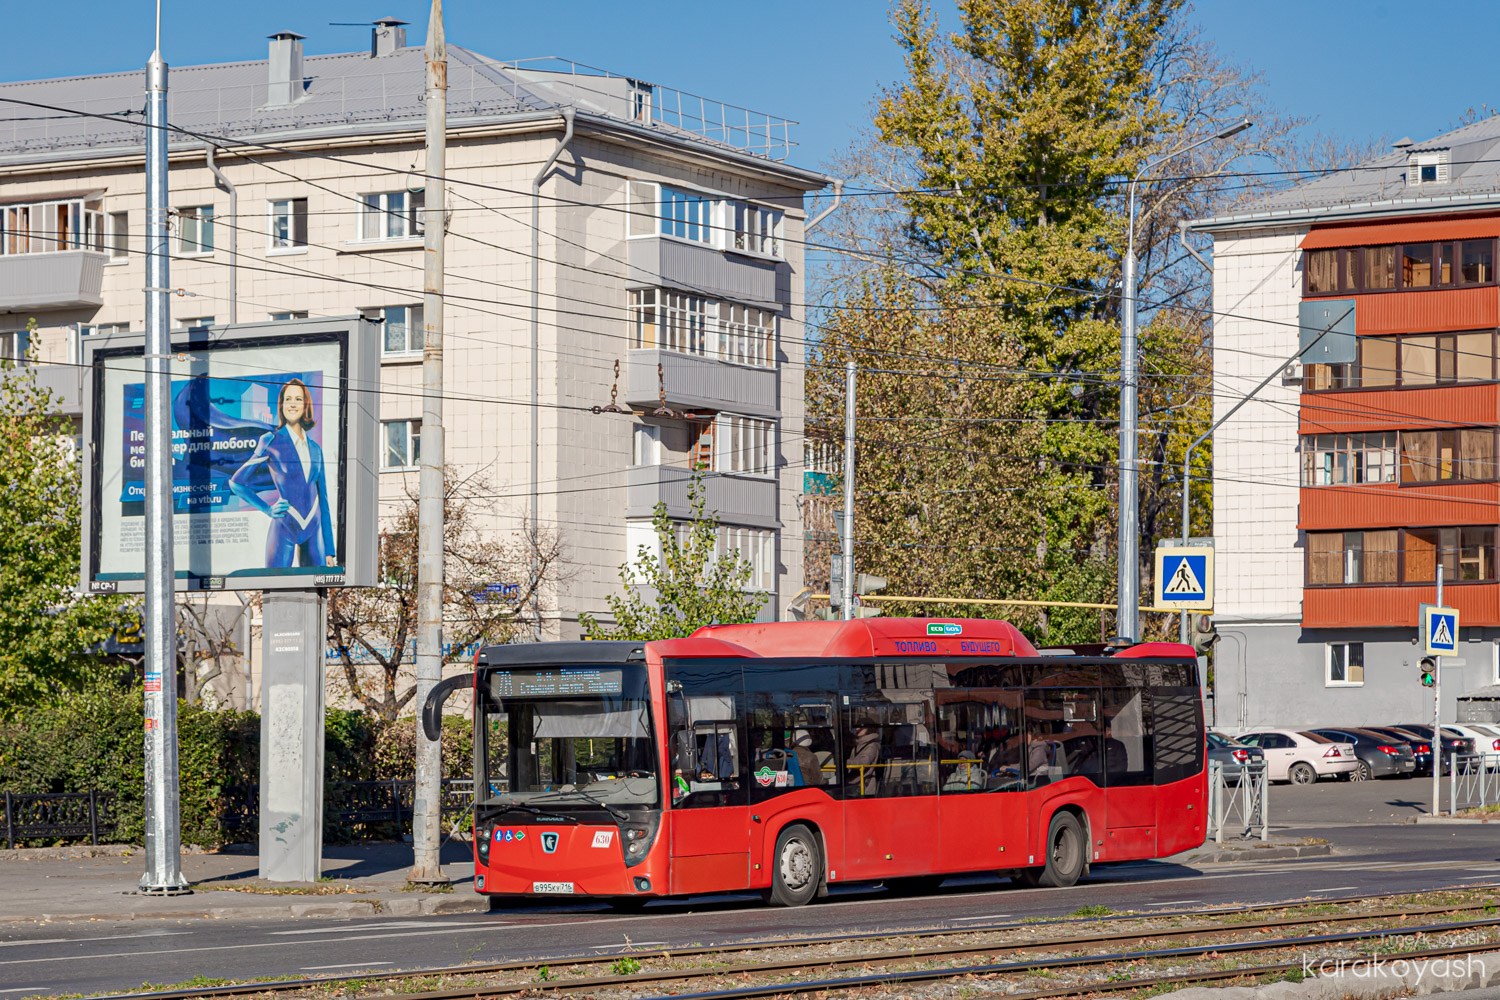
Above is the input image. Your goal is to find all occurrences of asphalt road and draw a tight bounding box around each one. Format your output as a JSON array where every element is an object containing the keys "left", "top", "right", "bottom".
[{"left": 4, "top": 821, "right": 1498, "bottom": 998}]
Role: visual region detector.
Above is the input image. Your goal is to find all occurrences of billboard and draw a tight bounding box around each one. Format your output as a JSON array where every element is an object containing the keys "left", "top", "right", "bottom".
[{"left": 80, "top": 319, "right": 379, "bottom": 592}]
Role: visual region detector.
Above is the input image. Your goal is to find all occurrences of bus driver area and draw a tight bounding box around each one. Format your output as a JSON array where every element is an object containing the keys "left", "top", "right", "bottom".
[{"left": 423, "top": 617, "right": 1207, "bottom": 909}]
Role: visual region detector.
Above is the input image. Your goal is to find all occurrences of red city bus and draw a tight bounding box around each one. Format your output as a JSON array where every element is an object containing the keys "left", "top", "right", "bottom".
[{"left": 421, "top": 617, "right": 1206, "bottom": 908}]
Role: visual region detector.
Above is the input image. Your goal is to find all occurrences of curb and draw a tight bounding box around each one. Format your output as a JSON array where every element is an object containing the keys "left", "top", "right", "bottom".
[
  {"left": 1154, "top": 947, "right": 1500, "bottom": 1000},
  {"left": 27, "top": 893, "right": 490, "bottom": 923},
  {"left": 1412, "top": 815, "right": 1498, "bottom": 824},
  {"left": 1180, "top": 843, "right": 1333, "bottom": 864}
]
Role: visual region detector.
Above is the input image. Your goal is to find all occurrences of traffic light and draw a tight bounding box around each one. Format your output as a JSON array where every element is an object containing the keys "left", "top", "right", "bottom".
[
  {"left": 1420, "top": 656, "right": 1437, "bottom": 688},
  {"left": 1188, "top": 613, "right": 1217, "bottom": 655},
  {"left": 855, "top": 574, "right": 887, "bottom": 596}
]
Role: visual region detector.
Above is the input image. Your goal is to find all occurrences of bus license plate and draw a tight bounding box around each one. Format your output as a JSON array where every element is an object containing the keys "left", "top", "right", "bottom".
[{"left": 533, "top": 881, "right": 574, "bottom": 894}]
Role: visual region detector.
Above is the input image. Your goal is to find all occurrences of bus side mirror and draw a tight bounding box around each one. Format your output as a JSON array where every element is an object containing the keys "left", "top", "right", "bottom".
[{"left": 422, "top": 672, "right": 476, "bottom": 742}]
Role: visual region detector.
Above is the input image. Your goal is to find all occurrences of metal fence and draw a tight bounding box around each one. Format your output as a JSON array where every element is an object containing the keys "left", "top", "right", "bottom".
[
  {"left": 3, "top": 779, "right": 473, "bottom": 848},
  {"left": 3, "top": 791, "right": 112, "bottom": 849},
  {"left": 1448, "top": 753, "right": 1500, "bottom": 814},
  {"left": 1207, "top": 760, "right": 1269, "bottom": 844}
]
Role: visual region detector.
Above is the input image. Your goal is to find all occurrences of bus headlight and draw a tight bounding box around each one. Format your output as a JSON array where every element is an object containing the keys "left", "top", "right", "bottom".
[
  {"left": 477, "top": 827, "right": 491, "bottom": 863},
  {"left": 620, "top": 816, "right": 659, "bottom": 868}
]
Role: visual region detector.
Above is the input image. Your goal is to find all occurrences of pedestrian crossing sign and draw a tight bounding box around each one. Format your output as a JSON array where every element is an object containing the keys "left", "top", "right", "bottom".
[
  {"left": 1154, "top": 546, "right": 1213, "bottom": 610},
  {"left": 1422, "top": 604, "right": 1460, "bottom": 656}
]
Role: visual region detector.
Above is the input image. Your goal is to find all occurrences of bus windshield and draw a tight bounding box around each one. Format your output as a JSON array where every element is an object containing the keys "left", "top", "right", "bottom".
[{"left": 477, "top": 665, "right": 659, "bottom": 811}]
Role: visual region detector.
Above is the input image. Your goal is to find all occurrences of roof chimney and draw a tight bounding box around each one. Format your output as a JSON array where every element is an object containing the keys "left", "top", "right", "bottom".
[
  {"left": 267, "top": 30, "right": 306, "bottom": 106},
  {"left": 371, "top": 17, "right": 408, "bottom": 58}
]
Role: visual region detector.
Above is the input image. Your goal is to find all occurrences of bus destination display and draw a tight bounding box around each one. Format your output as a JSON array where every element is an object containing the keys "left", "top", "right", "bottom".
[{"left": 490, "top": 667, "right": 624, "bottom": 698}]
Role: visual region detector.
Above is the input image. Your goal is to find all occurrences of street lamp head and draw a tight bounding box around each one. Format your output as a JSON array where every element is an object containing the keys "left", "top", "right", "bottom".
[{"left": 1216, "top": 119, "right": 1253, "bottom": 140}]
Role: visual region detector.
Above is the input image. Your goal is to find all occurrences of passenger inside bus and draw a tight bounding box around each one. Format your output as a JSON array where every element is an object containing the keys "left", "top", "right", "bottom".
[{"left": 845, "top": 713, "right": 883, "bottom": 795}]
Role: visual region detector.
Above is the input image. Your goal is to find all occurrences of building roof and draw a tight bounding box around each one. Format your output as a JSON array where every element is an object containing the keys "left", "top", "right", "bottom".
[
  {"left": 1190, "top": 115, "right": 1500, "bottom": 233},
  {"left": 0, "top": 45, "right": 825, "bottom": 186}
]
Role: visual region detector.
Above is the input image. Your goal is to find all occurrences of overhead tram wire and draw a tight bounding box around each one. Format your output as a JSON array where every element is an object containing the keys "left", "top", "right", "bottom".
[{"left": 4, "top": 96, "right": 1410, "bottom": 387}]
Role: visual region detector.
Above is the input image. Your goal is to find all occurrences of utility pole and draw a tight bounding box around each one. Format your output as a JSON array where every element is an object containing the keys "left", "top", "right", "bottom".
[
  {"left": 841, "top": 362, "right": 856, "bottom": 620},
  {"left": 409, "top": 0, "right": 447, "bottom": 885},
  {"left": 1433, "top": 564, "right": 1443, "bottom": 819},
  {"left": 1121, "top": 120, "right": 1251, "bottom": 643},
  {"left": 139, "top": 0, "right": 188, "bottom": 896}
]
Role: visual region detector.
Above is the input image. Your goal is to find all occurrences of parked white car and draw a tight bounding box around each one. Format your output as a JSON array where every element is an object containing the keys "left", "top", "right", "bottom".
[
  {"left": 1236, "top": 729, "right": 1358, "bottom": 784},
  {"left": 1446, "top": 724, "right": 1500, "bottom": 770}
]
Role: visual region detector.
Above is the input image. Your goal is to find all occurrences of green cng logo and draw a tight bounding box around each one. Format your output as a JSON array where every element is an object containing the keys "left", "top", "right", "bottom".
[{"left": 927, "top": 623, "right": 962, "bottom": 636}]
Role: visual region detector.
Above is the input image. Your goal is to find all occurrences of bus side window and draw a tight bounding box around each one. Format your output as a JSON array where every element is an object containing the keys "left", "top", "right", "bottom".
[
  {"left": 1151, "top": 683, "right": 1203, "bottom": 784},
  {"left": 746, "top": 692, "right": 837, "bottom": 800},
  {"left": 1102, "top": 687, "right": 1153, "bottom": 785},
  {"left": 935, "top": 689, "right": 1023, "bottom": 793}
]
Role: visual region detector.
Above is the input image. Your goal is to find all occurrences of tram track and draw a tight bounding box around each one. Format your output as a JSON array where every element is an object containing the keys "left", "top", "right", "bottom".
[{"left": 70, "top": 884, "right": 1500, "bottom": 1000}]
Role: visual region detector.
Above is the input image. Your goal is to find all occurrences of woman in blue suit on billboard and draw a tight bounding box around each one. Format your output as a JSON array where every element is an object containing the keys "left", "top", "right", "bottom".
[{"left": 228, "top": 379, "right": 337, "bottom": 569}]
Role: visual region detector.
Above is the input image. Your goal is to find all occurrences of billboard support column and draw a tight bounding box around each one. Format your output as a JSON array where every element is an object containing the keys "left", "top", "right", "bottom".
[
  {"left": 410, "top": 0, "right": 448, "bottom": 885},
  {"left": 138, "top": 9, "right": 189, "bottom": 897},
  {"left": 258, "top": 591, "right": 325, "bottom": 883}
]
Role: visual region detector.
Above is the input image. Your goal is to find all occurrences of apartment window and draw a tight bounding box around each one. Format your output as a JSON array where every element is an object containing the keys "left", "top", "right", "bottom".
[
  {"left": 1301, "top": 432, "right": 1398, "bottom": 486},
  {"left": 359, "top": 191, "right": 423, "bottom": 241},
  {"left": 0, "top": 331, "right": 24, "bottom": 363},
  {"left": 107, "top": 211, "right": 129, "bottom": 260},
  {"left": 731, "top": 201, "right": 784, "bottom": 257},
  {"left": 1306, "top": 239, "right": 1499, "bottom": 296},
  {"left": 632, "top": 423, "right": 661, "bottom": 466},
  {"left": 1327, "top": 643, "right": 1365, "bottom": 686},
  {"left": 659, "top": 184, "right": 714, "bottom": 244},
  {"left": 717, "top": 414, "right": 773, "bottom": 476},
  {"left": 688, "top": 418, "right": 714, "bottom": 470},
  {"left": 364, "top": 305, "right": 424, "bottom": 355},
  {"left": 270, "top": 311, "right": 309, "bottom": 322},
  {"left": 1308, "top": 526, "right": 1495, "bottom": 585},
  {"left": 268, "top": 198, "right": 308, "bottom": 250},
  {"left": 1304, "top": 331, "right": 1496, "bottom": 391},
  {"left": 82, "top": 322, "right": 130, "bottom": 336},
  {"left": 382, "top": 419, "right": 421, "bottom": 470},
  {"left": 1400, "top": 428, "right": 1498, "bottom": 484},
  {"left": 176, "top": 206, "right": 214, "bottom": 255},
  {"left": 719, "top": 526, "right": 776, "bottom": 592},
  {"left": 0, "top": 197, "right": 103, "bottom": 255},
  {"left": 804, "top": 438, "right": 839, "bottom": 476},
  {"left": 629, "top": 288, "right": 709, "bottom": 355},
  {"left": 719, "top": 303, "right": 776, "bottom": 367},
  {"left": 629, "top": 289, "right": 776, "bottom": 368},
  {"left": 175, "top": 316, "right": 215, "bottom": 330}
]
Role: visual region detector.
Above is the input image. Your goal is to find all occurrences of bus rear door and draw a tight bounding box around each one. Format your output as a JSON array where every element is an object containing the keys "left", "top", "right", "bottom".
[{"left": 841, "top": 697, "right": 938, "bottom": 880}]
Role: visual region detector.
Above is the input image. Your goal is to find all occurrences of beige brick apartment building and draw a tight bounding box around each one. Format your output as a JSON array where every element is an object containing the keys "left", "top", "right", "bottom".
[{"left": 0, "top": 21, "right": 830, "bottom": 678}]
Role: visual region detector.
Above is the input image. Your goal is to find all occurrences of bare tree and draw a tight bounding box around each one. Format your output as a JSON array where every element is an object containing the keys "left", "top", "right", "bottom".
[
  {"left": 326, "top": 468, "right": 561, "bottom": 720},
  {"left": 176, "top": 592, "right": 254, "bottom": 708}
]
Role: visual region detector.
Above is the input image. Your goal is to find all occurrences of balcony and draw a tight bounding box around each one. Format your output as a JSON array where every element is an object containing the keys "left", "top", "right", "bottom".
[
  {"left": 0, "top": 362, "right": 84, "bottom": 416},
  {"left": 0, "top": 250, "right": 106, "bottom": 312},
  {"left": 1305, "top": 584, "right": 1500, "bottom": 628},
  {"left": 625, "top": 348, "right": 778, "bottom": 418},
  {"left": 627, "top": 237, "right": 783, "bottom": 308},
  {"left": 625, "top": 464, "right": 778, "bottom": 529}
]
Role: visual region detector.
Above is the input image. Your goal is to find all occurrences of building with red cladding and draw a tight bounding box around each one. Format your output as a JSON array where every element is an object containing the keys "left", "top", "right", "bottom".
[{"left": 1188, "top": 125, "right": 1500, "bottom": 729}]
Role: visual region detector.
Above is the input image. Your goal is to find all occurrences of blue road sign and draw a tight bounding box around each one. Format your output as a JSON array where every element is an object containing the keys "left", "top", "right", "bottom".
[
  {"left": 1423, "top": 605, "right": 1459, "bottom": 656},
  {"left": 1159, "top": 552, "right": 1209, "bottom": 604}
]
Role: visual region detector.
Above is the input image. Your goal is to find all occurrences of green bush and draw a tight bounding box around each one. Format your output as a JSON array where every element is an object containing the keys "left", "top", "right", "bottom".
[{"left": 0, "top": 680, "right": 475, "bottom": 847}]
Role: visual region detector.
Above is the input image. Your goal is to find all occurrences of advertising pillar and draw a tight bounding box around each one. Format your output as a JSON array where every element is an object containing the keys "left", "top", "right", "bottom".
[{"left": 259, "top": 591, "right": 325, "bottom": 882}]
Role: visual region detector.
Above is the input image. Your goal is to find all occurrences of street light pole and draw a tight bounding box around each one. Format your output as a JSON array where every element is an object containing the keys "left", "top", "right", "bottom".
[
  {"left": 140, "top": 0, "right": 188, "bottom": 896},
  {"left": 1118, "top": 120, "right": 1251, "bottom": 642}
]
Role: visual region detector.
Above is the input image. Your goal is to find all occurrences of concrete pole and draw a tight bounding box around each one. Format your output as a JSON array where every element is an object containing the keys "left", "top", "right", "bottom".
[
  {"left": 1434, "top": 564, "right": 1443, "bottom": 818},
  {"left": 138, "top": 4, "right": 188, "bottom": 897},
  {"left": 410, "top": 0, "right": 447, "bottom": 885},
  {"left": 841, "top": 362, "right": 856, "bottom": 620}
]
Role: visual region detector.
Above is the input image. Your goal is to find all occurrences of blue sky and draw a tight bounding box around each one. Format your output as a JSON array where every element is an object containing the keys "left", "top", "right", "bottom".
[{"left": 4, "top": 1, "right": 1497, "bottom": 177}]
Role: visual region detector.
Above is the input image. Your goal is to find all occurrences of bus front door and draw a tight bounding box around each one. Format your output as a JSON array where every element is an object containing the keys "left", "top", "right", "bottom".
[{"left": 668, "top": 719, "right": 751, "bottom": 895}]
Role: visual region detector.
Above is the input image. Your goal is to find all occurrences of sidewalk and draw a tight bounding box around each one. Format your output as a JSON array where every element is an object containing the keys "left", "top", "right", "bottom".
[{"left": 0, "top": 842, "right": 490, "bottom": 923}]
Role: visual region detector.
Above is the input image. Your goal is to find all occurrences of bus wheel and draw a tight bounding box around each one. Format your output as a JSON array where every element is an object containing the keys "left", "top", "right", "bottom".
[
  {"left": 1036, "top": 812, "right": 1085, "bottom": 888},
  {"left": 768, "top": 824, "right": 821, "bottom": 907}
]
